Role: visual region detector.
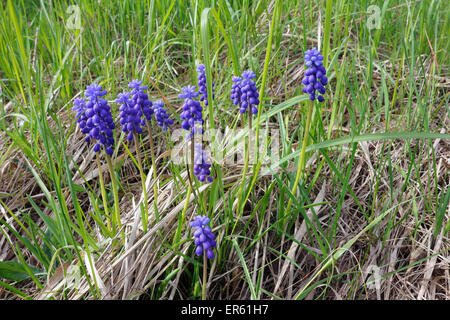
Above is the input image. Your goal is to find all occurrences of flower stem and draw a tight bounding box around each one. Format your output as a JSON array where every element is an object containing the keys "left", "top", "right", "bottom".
[
  {"left": 173, "top": 136, "right": 195, "bottom": 247},
  {"left": 248, "top": 107, "right": 253, "bottom": 182},
  {"left": 95, "top": 152, "right": 112, "bottom": 235},
  {"left": 236, "top": 113, "right": 250, "bottom": 219},
  {"left": 105, "top": 153, "right": 122, "bottom": 237},
  {"left": 286, "top": 99, "right": 314, "bottom": 215},
  {"left": 134, "top": 133, "right": 148, "bottom": 233},
  {"left": 189, "top": 135, "right": 199, "bottom": 200},
  {"left": 173, "top": 182, "right": 191, "bottom": 247},
  {"left": 190, "top": 136, "right": 195, "bottom": 182},
  {"left": 202, "top": 253, "right": 207, "bottom": 300},
  {"left": 234, "top": 109, "right": 252, "bottom": 234},
  {"left": 146, "top": 122, "right": 160, "bottom": 222}
]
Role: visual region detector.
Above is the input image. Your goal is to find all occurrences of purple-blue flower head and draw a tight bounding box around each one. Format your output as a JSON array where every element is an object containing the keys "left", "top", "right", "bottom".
[
  {"left": 73, "top": 98, "right": 87, "bottom": 123},
  {"left": 190, "top": 215, "right": 216, "bottom": 259},
  {"left": 153, "top": 101, "right": 173, "bottom": 131},
  {"left": 230, "top": 76, "right": 242, "bottom": 106},
  {"left": 179, "top": 86, "right": 203, "bottom": 135},
  {"left": 84, "top": 84, "right": 107, "bottom": 100},
  {"left": 302, "top": 48, "right": 328, "bottom": 102},
  {"left": 231, "top": 70, "right": 259, "bottom": 114},
  {"left": 73, "top": 84, "right": 115, "bottom": 155},
  {"left": 128, "top": 80, "right": 153, "bottom": 121},
  {"left": 73, "top": 98, "right": 90, "bottom": 141},
  {"left": 116, "top": 91, "right": 143, "bottom": 141},
  {"left": 178, "top": 85, "right": 199, "bottom": 99},
  {"left": 240, "top": 70, "right": 260, "bottom": 114},
  {"left": 128, "top": 79, "right": 148, "bottom": 91},
  {"left": 197, "top": 64, "right": 215, "bottom": 107},
  {"left": 115, "top": 80, "right": 154, "bottom": 141},
  {"left": 193, "top": 143, "right": 213, "bottom": 183}
]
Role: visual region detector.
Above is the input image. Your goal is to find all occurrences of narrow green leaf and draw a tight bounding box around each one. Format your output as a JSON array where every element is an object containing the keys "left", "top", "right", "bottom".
[
  {"left": 0, "top": 260, "right": 44, "bottom": 282},
  {"left": 232, "top": 238, "right": 257, "bottom": 299}
]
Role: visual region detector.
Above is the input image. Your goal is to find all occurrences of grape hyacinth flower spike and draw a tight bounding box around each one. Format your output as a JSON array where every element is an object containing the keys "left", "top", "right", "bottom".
[
  {"left": 193, "top": 143, "right": 213, "bottom": 183},
  {"left": 301, "top": 47, "right": 328, "bottom": 102},
  {"left": 231, "top": 71, "right": 259, "bottom": 208},
  {"left": 190, "top": 214, "right": 216, "bottom": 300},
  {"left": 73, "top": 84, "right": 115, "bottom": 155},
  {"left": 118, "top": 80, "right": 155, "bottom": 232},
  {"left": 153, "top": 101, "right": 173, "bottom": 131},
  {"left": 197, "top": 64, "right": 214, "bottom": 106},
  {"left": 116, "top": 91, "right": 143, "bottom": 141},
  {"left": 190, "top": 215, "right": 216, "bottom": 259},
  {"left": 128, "top": 79, "right": 154, "bottom": 123},
  {"left": 73, "top": 97, "right": 88, "bottom": 136},
  {"left": 73, "top": 84, "right": 121, "bottom": 235},
  {"left": 230, "top": 76, "right": 242, "bottom": 107},
  {"left": 239, "top": 70, "right": 260, "bottom": 114},
  {"left": 179, "top": 85, "right": 203, "bottom": 136},
  {"left": 286, "top": 48, "right": 328, "bottom": 216}
]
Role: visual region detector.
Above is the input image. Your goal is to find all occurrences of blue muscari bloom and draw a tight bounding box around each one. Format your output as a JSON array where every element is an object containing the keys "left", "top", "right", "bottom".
[
  {"left": 197, "top": 64, "right": 215, "bottom": 106},
  {"left": 84, "top": 83, "right": 107, "bottom": 100},
  {"left": 116, "top": 80, "right": 154, "bottom": 141},
  {"left": 153, "top": 101, "right": 173, "bottom": 131},
  {"left": 73, "top": 84, "right": 115, "bottom": 155},
  {"left": 128, "top": 80, "right": 154, "bottom": 122},
  {"left": 190, "top": 215, "right": 216, "bottom": 259},
  {"left": 230, "top": 76, "right": 242, "bottom": 106},
  {"left": 231, "top": 70, "right": 259, "bottom": 114},
  {"left": 193, "top": 143, "right": 213, "bottom": 183},
  {"left": 179, "top": 85, "right": 203, "bottom": 135},
  {"left": 178, "top": 85, "right": 198, "bottom": 99},
  {"left": 72, "top": 98, "right": 88, "bottom": 135},
  {"left": 240, "top": 70, "right": 260, "bottom": 114},
  {"left": 128, "top": 79, "right": 146, "bottom": 90},
  {"left": 116, "top": 91, "right": 143, "bottom": 141},
  {"left": 302, "top": 47, "right": 328, "bottom": 102}
]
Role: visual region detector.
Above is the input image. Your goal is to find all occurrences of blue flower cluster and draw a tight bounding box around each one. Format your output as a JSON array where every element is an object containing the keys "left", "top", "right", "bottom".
[
  {"left": 193, "top": 143, "right": 213, "bottom": 183},
  {"left": 178, "top": 79, "right": 213, "bottom": 183},
  {"left": 190, "top": 215, "right": 217, "bottom": 259},
  {"left": 179, "top": 85, "right": 204, "bottom": 135},
  {"left": 153, "top": 101, "right": 173, "bottom": 131},
  {"left": 197, "top": 64, "right": 214, "bottom": 107},
  {"left": 116, "top": 80, "right": 155, "bottom": 141},
  {"left": 230, "top": 70, "right": 259, "bottom": 114},
  {"left": 302, "top": 48, "right": 328, "bottom": 102},
  {"left": 116, "top": 92, "right": 143, "bottom": 141},
  {"left": 128, "top": 80, "right": 154, "bottom": 122},
  {"left": 73, "top": 84, "right": 115, "bottom": 155},
  {"left": 230, "top": 76, "right": 242, "bottom": 106},
  {"left": 73, "top": 98, "right": 89, "bottom": 138}
]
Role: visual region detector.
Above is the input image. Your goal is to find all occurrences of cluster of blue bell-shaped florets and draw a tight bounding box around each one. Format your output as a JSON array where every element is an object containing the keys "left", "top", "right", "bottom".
[
  {"left": 190, "top": 215, "right": 217, "bottom": 259},
  {"left": 193, "top": 143, "right": 213, "bottom": 183},
  {"left": 302, "top": 48, "right": 328, "bottom": 102},
  {"left": 179, "top": 85, "right": 204, "bottom": 136},
  {"left": 197, "top": 64, "right": 215, "bottom": 107},
  {"left": 230, "top": 70, "right": 260, "bottom": 114},
  {"left": 73, "top": 84, "right": 115, "bottom": 155},
  {"left": 116, "top": 91, "right": 143, "bottom": 141},
  {"left": 153, "top": 101, "right": 174, "bottom": 132}
]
